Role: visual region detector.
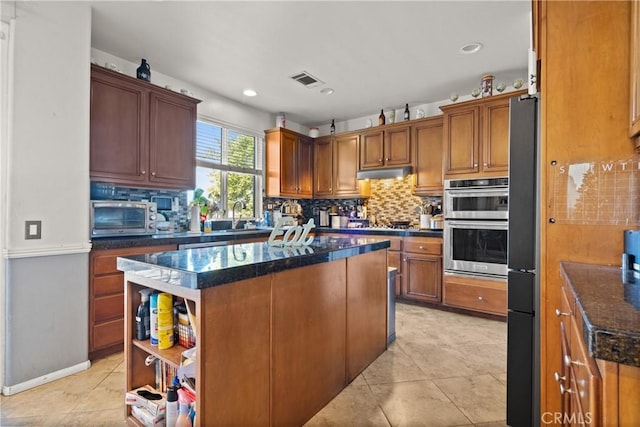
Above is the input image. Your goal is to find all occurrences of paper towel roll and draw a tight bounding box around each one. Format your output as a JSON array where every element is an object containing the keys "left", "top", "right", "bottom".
[{"left": 189, "top": 205, "right": 201, "bottom": 233}]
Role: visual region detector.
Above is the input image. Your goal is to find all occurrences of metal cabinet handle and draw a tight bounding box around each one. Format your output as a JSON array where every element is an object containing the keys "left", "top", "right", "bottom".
[
  {"left": 555, "top": 308, "right": 570, "bottom": 317},
  {"left": 484, "top": 162, "right": 488, "bottom": 167},
  {"left": 378, "top": 158, "right": 383, "bottom": 162},
  {"left": 477, "top": 296, "right": 484, "bottom": 301},
  {"left": 151, "top": 172, "right": 156, "bottom": 176},
  {"left": 564, "top": 355, "right": 583, "bottom": 367},
  {"left": 385, "top": 157, "right": 390, "bottom": 161},
  {"left": 559, "top": 383, "right": 574, "bottom": 394},
  {"left": 554, "top": 371, "right": 566, "bottom": 382},
  {"left": 474, "top": 163, "right": 478, "bottom": 167},
  {"left": 141, "top": 170, "right": 146, "bottom": 175},
  {"left": 419, "top": 246, "right": 424, "bottom": 249}
]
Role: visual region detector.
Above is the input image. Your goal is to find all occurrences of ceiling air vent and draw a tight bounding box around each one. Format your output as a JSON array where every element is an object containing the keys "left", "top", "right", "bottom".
[{"left": 290, "top": 71, "right": 324, "bottom": 88}]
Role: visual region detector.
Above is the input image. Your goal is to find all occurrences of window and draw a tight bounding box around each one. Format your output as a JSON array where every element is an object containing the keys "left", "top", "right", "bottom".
[{"left": 191, "top": 120, "right": 263, "bottom": 219}]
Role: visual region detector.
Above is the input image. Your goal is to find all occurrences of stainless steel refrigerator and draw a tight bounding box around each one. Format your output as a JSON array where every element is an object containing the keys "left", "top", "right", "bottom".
[{"left": 507, "top": 94, "right": 540, "bottom": 427}]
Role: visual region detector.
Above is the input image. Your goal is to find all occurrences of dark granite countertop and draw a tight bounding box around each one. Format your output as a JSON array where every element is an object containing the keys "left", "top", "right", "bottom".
[
  {"left": 560, "top": 262, "right": 640, "bottom": 367},
  {"left": 117, "top": 236, "right": 390, "bottom": 289},
  {"left": 91, "top": 227, "right": 442, "bottom": 250},
  {"left": 91, "top": 229, "right": 274, "bottom": 250},
  {"left": 315, "top": 227, "right": 444, "bottom": 238}
]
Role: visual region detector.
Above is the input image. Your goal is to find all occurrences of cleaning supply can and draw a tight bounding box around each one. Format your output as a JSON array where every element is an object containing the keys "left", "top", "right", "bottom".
[
  {"left": 165, "top": 386, "right": 179, "bottom": 427},
  {"left": 149, "top": 292, "right": 159, "bottom": 345},
  {"left": 157, "top": 293, "right": 174, "bottom": 349}
]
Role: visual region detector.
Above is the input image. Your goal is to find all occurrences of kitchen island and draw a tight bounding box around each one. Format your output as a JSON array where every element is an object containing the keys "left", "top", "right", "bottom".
[{"left": 117, "top": 236, "right": 390, "bottom": 426}]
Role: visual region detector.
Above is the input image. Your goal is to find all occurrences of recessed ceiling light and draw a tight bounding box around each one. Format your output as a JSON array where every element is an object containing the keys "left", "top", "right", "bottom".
[
  {"left": 459, "top": 42, "right": 483, "bottom": 55},
  {"left": 243, "top": 89, "right": 257, "bottom": 97},
  {"left": 320, "top": 88, "right": 334, "bottom": 95}
]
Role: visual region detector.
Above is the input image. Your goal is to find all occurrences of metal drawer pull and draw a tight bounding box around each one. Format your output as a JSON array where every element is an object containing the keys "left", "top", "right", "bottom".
[
  {"left": 419, "top": 246, "right": 424, "bottom": 249},
  {"left": 559, "top": 384, "right": 574, "bottom": 394},
  {"left": 554, "top": 371, "right": 566, "bottom": 382},
  {"left": 555, "top": 308, "right": 570, "bottom": 317},
  {"left": 477, "top": 296, "right": 484, "bottom": 301},
  {"left": 563, "top": 355, "right": 584, "bottom": 367}
]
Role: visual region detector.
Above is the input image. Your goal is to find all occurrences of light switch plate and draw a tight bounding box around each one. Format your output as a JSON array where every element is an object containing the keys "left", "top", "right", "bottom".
[{"left": 25, "top": 220, "right": 41, "bottom": 240}]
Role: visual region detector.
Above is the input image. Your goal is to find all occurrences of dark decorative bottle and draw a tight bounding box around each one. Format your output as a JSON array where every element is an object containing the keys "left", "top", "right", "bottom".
[
  {"left": 378, "top": 109, "right": 385, "bottom": 126},
  {"left": 404, "top": 103, "right": 410, "bottom": 121},
  {"left": 330, "top": 119, "right": 336, "bottom": 134},
  {"left": 136, "top": 59, "right": 151, "bottom": 82}
]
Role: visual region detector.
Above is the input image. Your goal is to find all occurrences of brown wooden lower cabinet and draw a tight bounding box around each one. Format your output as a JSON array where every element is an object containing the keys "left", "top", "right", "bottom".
[
  {"left": 402, "top": 236, "right": 442, "bottom": 303},
  {"left": 89, "top": 244, "right": 176, "bottom": 359},
  {"left": 442, "top": 273, "right": 507, "bottom": 316},
  {"left": 124, "top": 249, "right": 387, "bottom": 426},
  {"left": 555, "top": 275, "right": 640, "bottom": 426}
]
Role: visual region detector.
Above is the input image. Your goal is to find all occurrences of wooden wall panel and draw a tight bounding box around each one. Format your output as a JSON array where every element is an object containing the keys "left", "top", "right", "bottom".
[{"left": 539, "top": 0, "right": 635, "bottom": 417}]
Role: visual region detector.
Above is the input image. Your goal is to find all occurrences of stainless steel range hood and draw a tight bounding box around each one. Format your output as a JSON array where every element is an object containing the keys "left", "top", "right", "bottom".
[{"left": 356, "top": 166, "right": 412, "bottom": 180}]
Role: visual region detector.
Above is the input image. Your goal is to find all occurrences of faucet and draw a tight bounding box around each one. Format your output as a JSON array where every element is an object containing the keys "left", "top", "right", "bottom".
[{"left": 231, "top": 200, "right": 246, "bottom": 229}]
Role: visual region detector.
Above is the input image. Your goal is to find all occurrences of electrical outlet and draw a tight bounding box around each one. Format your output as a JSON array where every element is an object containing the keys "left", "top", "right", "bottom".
[{"left": 25, "top": 220, "right": 42, "bottom": 240}]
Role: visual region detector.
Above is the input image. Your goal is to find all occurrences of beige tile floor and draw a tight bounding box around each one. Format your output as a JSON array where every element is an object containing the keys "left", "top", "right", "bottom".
[{"left": 0, "top": 303, "right": 507, "bottom": 426}]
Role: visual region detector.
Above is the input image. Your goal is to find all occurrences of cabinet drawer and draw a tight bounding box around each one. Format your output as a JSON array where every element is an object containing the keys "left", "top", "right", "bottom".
[
  {"left": 403, "top": 237, "right": 442, "bottom": 255},
  {"left": 443, "top": 275, "right": 507, "bottom": 315},
  {"left": 94, "top": 293, "right": 124, "bottom": 322},
  {"left": 569, "top": 314, "right": 601, "bottom": 425},
  {"left": 92, "top": 318, "right": 124, "bottom": 350},
  {"left": 93, "top": 274, "right": 124, "bottom": 297},
  {"left": 92, "top": 244, "right": 176, "bottom": 275}
]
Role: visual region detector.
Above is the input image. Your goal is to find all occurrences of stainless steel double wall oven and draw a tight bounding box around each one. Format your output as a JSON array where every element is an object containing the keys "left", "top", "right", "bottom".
[{"left": 443, "top": 178, "right": 508, "bottom": 278}]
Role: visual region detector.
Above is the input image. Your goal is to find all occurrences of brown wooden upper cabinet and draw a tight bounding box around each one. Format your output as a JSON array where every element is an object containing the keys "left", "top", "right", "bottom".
[
  {"left": 360, "top": 124, "right": 412, "bottom": 169},
  {"left": 412, "top": 116, "right": 444, "bottom": 195},
  {"left": 314, "top": 133, "right": 370, "bottom": 199},
  {"left": 265, "top": 128, "right": 313, "bottom": 199},
  {"left": 631, "top": 0, "right": 640, "bottom": 149},
  {"left": 90, "top": 65, "right": 200, "bottom": 190},
  {"left": 441, "top": 90, "right": 526, "bottom": 179}
]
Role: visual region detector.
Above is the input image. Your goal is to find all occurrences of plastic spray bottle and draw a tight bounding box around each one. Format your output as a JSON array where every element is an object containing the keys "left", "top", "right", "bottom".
[{"left": 135, "top": 289, "right": 152, "bottom": 340}]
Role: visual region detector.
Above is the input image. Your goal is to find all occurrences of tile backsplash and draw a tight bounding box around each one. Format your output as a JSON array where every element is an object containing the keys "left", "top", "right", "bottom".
[{"left": 367, "top": 175, "right": 441, "bottom": 224}]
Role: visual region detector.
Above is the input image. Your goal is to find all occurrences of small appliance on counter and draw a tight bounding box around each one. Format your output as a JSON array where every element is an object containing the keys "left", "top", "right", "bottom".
[{"left": 90, "top": 200, "right": 157, "bottom": 238}]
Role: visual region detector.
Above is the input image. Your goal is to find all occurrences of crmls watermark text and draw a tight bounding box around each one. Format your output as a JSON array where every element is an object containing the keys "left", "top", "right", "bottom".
[{"left": 541, "top": 412, "right": 593, "bottom": 424}]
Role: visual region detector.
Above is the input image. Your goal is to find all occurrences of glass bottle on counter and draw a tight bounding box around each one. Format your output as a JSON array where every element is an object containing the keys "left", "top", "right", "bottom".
[
  {"left": 330, "top": 119, "right": 336, "bottom": 134},
  {"left": 378, "top": 109, "right": 385, "bottom": 126},
  {"left": 404, "top": 103, "right": 410, "bottom": 121}
]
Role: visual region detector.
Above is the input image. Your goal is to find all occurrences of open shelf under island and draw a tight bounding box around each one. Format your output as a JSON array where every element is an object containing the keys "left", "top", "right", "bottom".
[{"left": 117, "top": 235, "right": 391, "bottom": 426}]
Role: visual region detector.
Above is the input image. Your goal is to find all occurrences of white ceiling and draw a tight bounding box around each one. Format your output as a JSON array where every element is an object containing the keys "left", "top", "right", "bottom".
[{"left": 90, "top": 1, "right": 531, "bottom": 127}]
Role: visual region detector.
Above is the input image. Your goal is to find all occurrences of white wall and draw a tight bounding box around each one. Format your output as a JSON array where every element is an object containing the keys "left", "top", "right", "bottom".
[
  {"left": 8, "top": 1, "right": 91, "bottom": 255},
  {"left": 315, "top": 89, "right": 520, "bottom": 137},
  {"left": 2, "top": 1, "right": 92, "bottom": 393},
  {"left": 91, "top": 49, "right": 277, "bottom": 137}
]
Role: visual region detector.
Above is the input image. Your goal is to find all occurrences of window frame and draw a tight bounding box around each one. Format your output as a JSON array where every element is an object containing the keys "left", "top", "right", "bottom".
[{"left": 195, "top": 116, "right": 264, "bottom": 219}]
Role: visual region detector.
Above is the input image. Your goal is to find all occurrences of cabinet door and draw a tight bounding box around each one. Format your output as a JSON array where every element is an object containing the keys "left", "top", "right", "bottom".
[
  {"left": 482, "top": 99, "right": 510, "bottom": 174},
  {"left": 360, "top": 130, "right": 385, "bottom": 169},
  {"left": 280, "top": 131, "right": 299, "bottom": 196},
  {"left": 334, "top": 134, "right": 361, "bottom": 196},
  {"left": 402, "top": 254, "right": 442, "bottom": 303},
  {"left": 90, "top": 70, "right": 148, "bottom": 184},
  {"left": 443, "top": 106, "right": 480, "bottom": 176},
  {"left": 385, "top": 125, "right": 412, "bottom": 166},
  {"left": 314, "top": 137, "right": 334, "bottom": 197},
  {"left": 413, "top": 117, "right": 444, "bottom": 195},
  {"left": 297, "top": 136, "right": 313, "bottom": 198},
  {"left": 148, "top": 92, "right": 197, "bottom": 189},
  {"left": 631, "top": 0, "right": 640, "bottom": 146}
]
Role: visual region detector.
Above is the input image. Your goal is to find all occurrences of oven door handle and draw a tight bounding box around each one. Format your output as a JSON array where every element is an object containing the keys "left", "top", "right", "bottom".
[
  {"left": 444, "top": 220, "right": 508, "bottom": 230},
  {"left": 444, "top": 189, "right": 509, "bottom": 198}
]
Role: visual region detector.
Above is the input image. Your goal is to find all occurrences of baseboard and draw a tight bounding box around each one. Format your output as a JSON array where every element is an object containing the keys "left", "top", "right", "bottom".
[{"left": 1, "top": 359, "right": 91, "bottom": 396}]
